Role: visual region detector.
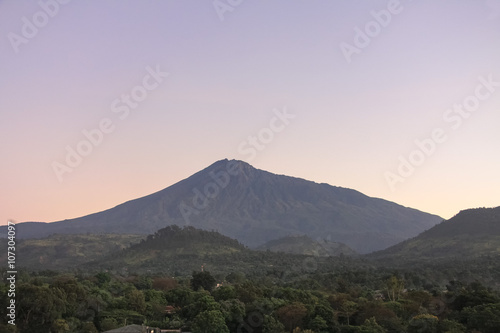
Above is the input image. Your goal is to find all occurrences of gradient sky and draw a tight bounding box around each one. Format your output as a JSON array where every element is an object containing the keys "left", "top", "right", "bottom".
[{"left": 1, "top": 0, "right": 499, "bottom": 226}]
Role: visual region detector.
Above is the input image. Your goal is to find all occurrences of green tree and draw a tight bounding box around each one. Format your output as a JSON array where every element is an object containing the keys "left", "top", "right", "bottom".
[
  {"left": 355, "top": 300, "right": 399, "bottom": 329},
  {"left": 212, "top": 285, "right": 237, "bottom": 301},
  {"left": 263, "top": 314, "right": 286, "bottom": 333},
  {"left": 17, "top": 283, "right": 66, "bottom": 332},
  {"left": 192, "top": 310, "right": 230, "bottom": 333},
  {"left": 235, "top": 281, "right": 263, "bottom": 304},
  {"left": 437, "top": 319, "right": 466, "bottom": 333},
  {"left": 99, "top": 317, "right": 119, "bottom": 331},
  {"left": 165, "top": 287, "right": 194, "bottom": 307},
  {"left": 451, "top": 281, "right": 499, "bottom": 311},
  {"left": 52, "top": 318, "right": 70, "bottom": 333},
  {"left": 328, "top": 293, "right": 350, "bottom": 312},
  {"left": 182, "top": 293, "right": 220, "bottom": 321},
  {"left": 312, "top": 302, "right": 336, "bottom": 328},
  {"left": 309, "top": 315, "right": 328, "bottom": 332},
  {"left": 53, "top": 276, "right": 88, "bottom": 318},
  {"left": 95, "top": 272, "right": 111, "bottom": 287},
  {"left": 358, "top": 317, "right": 385, "bottom": 333},
  {"left": 408, "top": 314, "right": 438, "bottom": 333},
  {"left": 126, "top": 289, "right": 147, "bottom": 313},
  {"left": 80, "top": 322, "right": 99, "bottom": 333},
  {"left": 386, "top": 275, "right": 404, "bottom": 302},
  {"left": 144, "top": 289, "right": 168, "bottom": 321},
  {"left": 404, "top": 290, "right": 432, "bottom": 308},
  {"left": 87, "top": 286, "right": 111, "bottom": 315},
  {"left": 339, "top": 300, "right": 358, "bottom": 326},
  {"left": 220, "top": 298, "right": 245, "bottom": 331},
  {"left": 191, "top": 271, "right": 216, "bottom": 292},
  {"left": 65, "top": 317, "right": 81, "bottom": 332},
  {"left": 133, "top": 275, "right": 153, "bottom": 290},
  {"left": 461, "top": 303, "right": 500, "bottom": 333}
]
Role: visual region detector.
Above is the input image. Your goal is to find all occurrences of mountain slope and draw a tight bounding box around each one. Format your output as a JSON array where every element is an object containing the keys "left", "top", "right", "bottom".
[
  {"left": 87, "top": 225, "right": 253, "bottom": 275},
  {"left": 256, "top": 235, "right": 358, "bottom": 257},
  {"left": 1, "top": 159, "right": 442, "bottom": 253},
  {"left": 371, "top": 206, "right": 500, "bottom": 260},
  {"left": 92, "top": 225, "right": 247, "bottom": 269},
  {"left": 0, "top": 234, "right": 144, "bottom": 270}
]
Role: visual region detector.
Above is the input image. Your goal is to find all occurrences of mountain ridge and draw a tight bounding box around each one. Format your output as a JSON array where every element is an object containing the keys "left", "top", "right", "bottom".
[
  {"left": 1, "top": 159, "right": 443, "bottom": 253},
  {"left": 371, "top": 206, "right": 500, "bottom": 260}
]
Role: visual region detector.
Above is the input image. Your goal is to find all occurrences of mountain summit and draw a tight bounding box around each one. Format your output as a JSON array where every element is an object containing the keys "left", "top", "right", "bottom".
[{"left": 4, "top": 159, "right": 442, "bottom": 253}]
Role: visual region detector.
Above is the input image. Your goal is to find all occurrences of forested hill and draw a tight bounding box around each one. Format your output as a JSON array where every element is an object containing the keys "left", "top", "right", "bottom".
[
  {"left": 129, "top": 225, "right": 246, "bottom": 254},
  {"left": 0, "top": 226, "right": 359, "bottom": 274},
  {"left": 0, "top": 233, "right": 145, "bottom": 271},
  {"left": 85, "top": 225, "right": 362, "bottom": 277},
  {"left": 416, "top": 206, "right": 500, "bottom": 237},
  {"left": 371, "top": 206, "right": 500, "bottom": 260},
  {"left": 87, "top": 225, "right": 250, "bottom": 275}
]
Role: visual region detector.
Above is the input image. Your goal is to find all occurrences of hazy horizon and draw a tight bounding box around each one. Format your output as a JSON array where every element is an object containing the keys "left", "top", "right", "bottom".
[{"left": 1, "top": 0, "right": 500, "bottom": 225}]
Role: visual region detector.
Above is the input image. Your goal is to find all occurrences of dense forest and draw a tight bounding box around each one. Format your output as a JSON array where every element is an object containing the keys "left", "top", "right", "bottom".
[
  {"left": 2, "top": 225, "right": 500, "bottom": 332},
  {"left": 1, "top": 267, "right": 500, "bottom": 332}
]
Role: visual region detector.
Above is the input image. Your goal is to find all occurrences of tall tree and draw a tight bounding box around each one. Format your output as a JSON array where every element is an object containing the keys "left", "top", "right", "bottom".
[
  {"left": 191, "top": 271, "right": 216, "bottom": 292},
  {"left": 386, "top": 275, "right": 405, "bottom": 302},
  {"left": 192, "top": 310, "right": 229, "bottom": 333}
]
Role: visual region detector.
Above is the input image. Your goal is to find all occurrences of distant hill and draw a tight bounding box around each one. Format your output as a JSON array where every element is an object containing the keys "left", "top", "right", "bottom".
[
  {"left": 2, "top": 226, "right": 363, "bottom": 276},
  {"left": 0, "top": 234, "right": 144, "bottom": 270},
  {"left": 371, "top": 206, "right": 500, "bottom": 260},
  {"left": 0, "top": 159, "right": 442, "bottom": 253},
  {"left": 256, "top": 235, "right": 358, "bottom": 257},
  {"left": 118, "top": 224, "right": 246, "bottom": 259},
  {"left": 86, "top": 225, "right": 354, "bottom": 277},
  {"left": 89, "top": 225, "right": 247, "bottom": 271}
]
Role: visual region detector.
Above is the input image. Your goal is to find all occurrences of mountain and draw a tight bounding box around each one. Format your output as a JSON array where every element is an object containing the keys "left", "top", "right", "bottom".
[
  {"left": 256, "top": 235, "right": 358, "bottom": 257},
  {"left": 0, "top": 159, "right": 442, "bottom": 253},
  {"left": 371, "top": 206, "right": 500, "bottom": 260}
]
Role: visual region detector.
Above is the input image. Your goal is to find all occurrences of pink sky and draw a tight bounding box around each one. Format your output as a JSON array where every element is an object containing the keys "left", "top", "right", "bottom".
[{"left": 1, "top": 0, "right": 499, "bottom": 225}]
